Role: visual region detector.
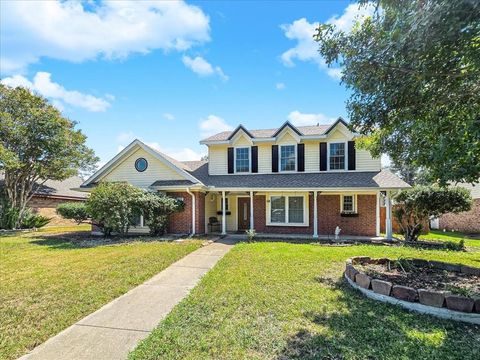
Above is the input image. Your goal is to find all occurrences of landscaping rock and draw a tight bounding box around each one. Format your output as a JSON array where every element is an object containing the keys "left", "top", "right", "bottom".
[
  {"left": 352, "top": 256, "right": 371, "bottom": 265},
  {"left": 392, "top": 285, "right": 418, "bottom": 302},
  {"left": 445, "top": 295, "right": 475, "bottom": 313},
  {"left": 345, "top": 264, "right": 359, "bottom": 281},
  {"left": 428, "top": 261, "right": 461, "bottom": 272},
  {"left": 474, "top": 298, "right": 480, "bottom": 314},
  {"left": 460, "top": 265, "right": 480, "bottom": 276},
  {"left": 410, "top": 259, "right": 429, "bottom": 268},
  {"left": 355, "top": 273, "right": 371, "bottom": 289},
  {"left": 371, "top": 279, "right": 392, "bottom": 296},
  {"left": 418, "top": 289, "right": 448, "bottom": 308}
]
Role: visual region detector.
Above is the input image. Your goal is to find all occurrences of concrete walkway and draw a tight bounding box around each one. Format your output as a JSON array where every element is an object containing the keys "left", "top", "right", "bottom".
[{"left": 20, "top": 238, "right": 236, "bottom": 360}]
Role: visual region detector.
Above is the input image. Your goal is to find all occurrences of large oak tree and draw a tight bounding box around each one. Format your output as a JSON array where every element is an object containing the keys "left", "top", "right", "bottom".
[
  {"left": 0, "top": 84, "right": 98, "bottom": 228},
  {"left": 315, "top": 0, "right": 480, "bottom": 185}
]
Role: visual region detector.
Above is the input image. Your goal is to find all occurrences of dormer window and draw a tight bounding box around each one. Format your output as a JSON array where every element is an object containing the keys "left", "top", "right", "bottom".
[
  {"left": 235, "top": 147, "right": 250, "bottom": 173},
  {"left": 329, "top": 142, "right": 345, "bottom": 170},
  {"left": 280, "top": 145, "right": 296, "bottom": 171}
]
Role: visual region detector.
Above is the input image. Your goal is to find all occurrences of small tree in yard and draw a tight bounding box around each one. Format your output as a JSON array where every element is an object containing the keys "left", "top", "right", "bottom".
[
  {"left": 138, "top": 192, "right": 185, "bottom": 236},
  {"left": 393, "top": 186, "right": 472, "bottom": 242},
  {"left": 56, "top": 202, "right": 91, "bottom": 224},
  {"left": 86, "top": 182, "right": 144, "bottom": 236}
]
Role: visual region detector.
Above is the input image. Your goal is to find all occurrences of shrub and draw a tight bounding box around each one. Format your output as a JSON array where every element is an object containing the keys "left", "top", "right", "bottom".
[
  {"left": 393, "top": 186, "right": 472, "bottom": 242},
  {"left": 20, "top": 209, "right": 51, "bottom": 229},
  {"left": 138, "top": 192, "right": 185, "bottom": 236},
  {"left": 56, "top": 202, "right": 90, "bottom": 224},
  {"left": 86, "top": 182, "right": 144, "bottom": 236}
]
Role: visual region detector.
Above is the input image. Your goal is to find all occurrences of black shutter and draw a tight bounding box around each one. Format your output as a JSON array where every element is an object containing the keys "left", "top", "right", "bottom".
[
  {"left": 320, "top": 142, "right": 327, "bottom": 171},
  {"left": 348, "top": 141, "right": 356, "bottom": 170},
  {"left": 227, "top": 147, "right": 234, "bottom": 173},
  {"left": 297, "top": 143, "right": 305, "bottom": 172},
  {"left": 251, "top": 146, "right": 258, "bottom": 173},
  {"left": 271, "top": 145, "right": 279, "bottom": 172}
]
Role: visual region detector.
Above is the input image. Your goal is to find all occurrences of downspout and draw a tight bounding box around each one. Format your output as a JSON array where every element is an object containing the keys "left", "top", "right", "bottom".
[{"left": 186, "top": 188, "right": 196, "bottom": 236}]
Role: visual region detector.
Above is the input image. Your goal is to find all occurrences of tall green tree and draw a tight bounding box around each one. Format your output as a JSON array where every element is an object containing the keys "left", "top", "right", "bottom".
[
  {"left": 315, "top": 0, "right": 480, "bottom": 185},
  {"left": 0, "top": 84, "right": 98, "bottom": 228}
]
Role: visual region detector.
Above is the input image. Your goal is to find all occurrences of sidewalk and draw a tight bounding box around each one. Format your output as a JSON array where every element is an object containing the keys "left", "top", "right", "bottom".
[{"left": 20, "top": 238, "right": 236, "bottom": 360}]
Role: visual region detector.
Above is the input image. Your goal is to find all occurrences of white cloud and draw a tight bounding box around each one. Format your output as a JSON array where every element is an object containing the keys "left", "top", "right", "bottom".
[
  {"left": 287, "top": 110, "right": 333, "bottom": 127},
  {"left": 163, "top": 113, "right": 175, "bottom": 121},
  {"left": 276, "top": 82, "right": 286, "bottom": 90},
  {"left": 1, "top": 72, "right": 111, "bottom": 112},
  {"left": 0, "top": 0, "right": 210, "bottom": 73},
  {"left": 199, "top": 115, "right": 233, "bottom": 138},
  {"left": 279, "top": 3, "right": 374, "bottom": 79},
  {"left": 182, "top": 56, "right": 228, "bottom": 81}
]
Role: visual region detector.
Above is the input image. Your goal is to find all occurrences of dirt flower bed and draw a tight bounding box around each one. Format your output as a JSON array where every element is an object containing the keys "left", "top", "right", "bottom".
[{"left": 357, "top": 262, "right": 480, "bottom": 298}]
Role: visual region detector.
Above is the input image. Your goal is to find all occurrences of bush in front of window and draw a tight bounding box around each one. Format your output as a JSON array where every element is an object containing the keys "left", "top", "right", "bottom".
[{"left": 138, "top": 191, "right": 185, "bottom": 236}]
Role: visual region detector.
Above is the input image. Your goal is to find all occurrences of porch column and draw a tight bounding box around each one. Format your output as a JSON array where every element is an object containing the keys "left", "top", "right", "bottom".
[
  {"left": 313, "top": 191, "right": 318, "bottom": 238},
  {"left": 249, "top": 191, "right": 254, "bottom": 230},
  {"left": 385, "top": 190, "right": 392, "bottom": 240},
  {"left": 221, "top": 191, "right": 227, "bottom": 235},
  {"left": 375, "top": 191, "right": 380, "bottom": 237}
]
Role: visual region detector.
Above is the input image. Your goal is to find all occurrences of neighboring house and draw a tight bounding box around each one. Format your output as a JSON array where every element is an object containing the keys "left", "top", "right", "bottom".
[
  {"left": 431, "top": 182, "right": 480, "bottom": 233},
  {"left": 78, "top": 119, "right": 410, "bottom": 238},
  {"left": 0, "top": 174, "right": 88, "bottom": 226}
]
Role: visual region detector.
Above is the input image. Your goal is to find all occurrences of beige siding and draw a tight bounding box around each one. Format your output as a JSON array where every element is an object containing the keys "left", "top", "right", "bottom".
[
  {"left": 356, "top": 149, "right": 381, "bottom": 171},
  {"left": 215, "top": 194, "right": 237, "bottom": 231},
  {"left": 205, "top": 193, "right": 218, "bottom": 232},
  {"left": 208, "top": 145, "right": 228, "bottom": 175},
  {"left": 305, "top": 141, "right": 320, "bottom": 172},
  {"left": 103, "top": 148, "right": 184, "bottom": 188},
  {"left": 277, "top": 131, "right": 298, "bottom": 145},
  {"left": 232, "top": 134, "right": 252, "bottom": 147},
  {"left": 258, "top": 144, "right": 272, "bottom": 173},
  {"left": 457, "top": 182, "right": 480, "bottom": 199}
]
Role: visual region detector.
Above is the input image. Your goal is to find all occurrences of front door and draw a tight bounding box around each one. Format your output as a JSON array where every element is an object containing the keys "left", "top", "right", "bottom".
[{"left": 237, "top": 197, "right": 250, "bottom": 231}]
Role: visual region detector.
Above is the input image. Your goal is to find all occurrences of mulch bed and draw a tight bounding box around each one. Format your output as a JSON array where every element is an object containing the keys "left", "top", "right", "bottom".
[{"left": 358, "top": 262, "right": 480, "bottom": 298}]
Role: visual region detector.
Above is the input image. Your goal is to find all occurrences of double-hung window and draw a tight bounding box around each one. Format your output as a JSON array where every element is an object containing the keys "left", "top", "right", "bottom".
[
  {"left": 329, "top": 142, "right": 345, "bottom": 170},
  {"left": 269, "top": 195, "right": 306, "bottom": 225},
  {"left": 280, "top": 145, "right": 296, "bottom": 171},
  {"left": 235, "top": 147, "right": 250, "bottom": 173},
  {"left": 341, "top": 195, "right": 356, "bottom": 213}
]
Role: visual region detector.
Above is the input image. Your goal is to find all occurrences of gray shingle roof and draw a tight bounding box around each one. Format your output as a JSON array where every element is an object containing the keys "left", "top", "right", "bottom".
[
  {"left": 150, "top": 180, "right": 197, "bottom": 187},
  {"left": 180, "top": 163, "right": 409, "bottom": 189},
  {"left": 202, "top": 124, "right": 332, "bottom": 142}
]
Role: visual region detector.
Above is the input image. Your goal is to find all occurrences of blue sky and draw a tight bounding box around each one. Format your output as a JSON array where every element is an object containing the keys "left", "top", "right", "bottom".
[{"left": 0, "top": 1, "right": 375, "bottom": 166}]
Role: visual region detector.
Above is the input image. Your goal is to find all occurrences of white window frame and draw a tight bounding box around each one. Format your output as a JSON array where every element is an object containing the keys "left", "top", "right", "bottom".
[
  {"left": 266, "top": 193, "right": 309, "bottom": 226},
  {"left": 220, "top": 197, "right": 229, "bottom": 211},
  {"left": 279, "top": 144, "right": 297, "bottom": 172},
  {"left": 327, "top": 142, "right": 348, "bottom": 172},
  {"left": 340, "top": 194, "right": 357, "bottom": 213},
  {"left": 234, "top": 146, "right": 251, "bottom": 173}
]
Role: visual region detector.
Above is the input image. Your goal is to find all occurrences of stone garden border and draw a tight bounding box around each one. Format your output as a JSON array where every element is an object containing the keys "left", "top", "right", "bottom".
[{"left": 345, "top": 257, "right": 480, "bottom": 325}]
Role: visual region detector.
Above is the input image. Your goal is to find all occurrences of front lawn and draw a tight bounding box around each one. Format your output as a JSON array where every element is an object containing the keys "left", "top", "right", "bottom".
[
  {"left": 131, "top": 242, "right": 480, "bottom": 360},
  {"left": 395, "top": 229, "right": 480, "bottom": 248},
  {"left": 0, "top": 228, "right": 204, "bottom": 360}
]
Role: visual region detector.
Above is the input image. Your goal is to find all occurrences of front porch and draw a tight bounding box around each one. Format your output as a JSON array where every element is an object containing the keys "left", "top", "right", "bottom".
[{"left": 203, "top": 189, "right": 394, "bottom": 239}]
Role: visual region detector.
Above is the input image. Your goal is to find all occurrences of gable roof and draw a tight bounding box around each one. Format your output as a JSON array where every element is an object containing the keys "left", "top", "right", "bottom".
[
  {"left": 200, "top": 117, "right": 349, "bottom": 143},
  {"left": 81, "top": 139, "right": 202, "bottom": 188}
]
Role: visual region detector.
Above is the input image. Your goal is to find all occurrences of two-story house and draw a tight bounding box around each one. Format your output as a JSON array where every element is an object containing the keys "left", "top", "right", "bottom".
[{"left": 79, "top": 119, "right": 409, "bottom": 238}]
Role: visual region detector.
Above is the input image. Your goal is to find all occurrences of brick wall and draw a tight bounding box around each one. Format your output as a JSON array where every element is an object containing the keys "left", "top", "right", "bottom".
[
  {"left": 318, "top": 194, "right": 376, "bottom": 236},
  {"left": 253, "top": 193, "right": 377, "bottom": 236},
  {"left": 439, "top": 198, "right": 480, "bottom": 232},
  {"left": 28, "top": 196, "right": 85, "bottom": 226},
  {"left": 167, "top": 191, "right": 206, "bottom": 234}
]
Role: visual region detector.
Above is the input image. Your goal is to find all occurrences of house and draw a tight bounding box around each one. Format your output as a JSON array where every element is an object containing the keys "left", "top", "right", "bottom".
[
  {"left": 431, "top": 182, "right": 480, "bottom": 233},
  {"left": 78, "top": 119, "right": 410, "bottom": 238},
  {"left": 0, "top": 174, "right": 88, "bottom": 226}
]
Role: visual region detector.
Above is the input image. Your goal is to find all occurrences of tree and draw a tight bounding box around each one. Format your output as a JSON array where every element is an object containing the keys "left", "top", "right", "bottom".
[
  {"left": 56, "top": 202, "right": 91, "bottom": 225},
  {"left": 315, "top": 0, "right": 480, "bottom": 185},
  {"left": 85, "top": 182, "right": 143, "bottom": 236},
  {"left": 388, "top": 157, "right": 429, "bottom": 186},
  {"left": 393, "top": 186, "right": 472, "bottom": 242},
  {"left": 138, "top": 191, "right": 185, "bottom": 236},
  {"left": 0, "top": 84, "right": 98, "bottom": 228}
]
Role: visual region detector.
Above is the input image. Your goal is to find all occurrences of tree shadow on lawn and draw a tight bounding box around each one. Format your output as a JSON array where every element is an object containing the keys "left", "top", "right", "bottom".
[{"left": 277, "top": 277, "right": 480, "bottom": 360}]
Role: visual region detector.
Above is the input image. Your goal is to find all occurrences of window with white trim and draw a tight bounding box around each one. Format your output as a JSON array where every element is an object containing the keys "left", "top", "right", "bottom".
[
  {"left": 280, "top": 145, "right": 296, "bottom": 171},
  {"left": 235, "top": 147, "right": 250, "bottom": 173},
  {"left": 269, "top": 195, "right": 306, "bottom": 225},
  {"left": 329, "top": 142, "right": 345, "bottom": 170},
  {"left": 341, "top": 195, "right": 356, "bottom": 213}
]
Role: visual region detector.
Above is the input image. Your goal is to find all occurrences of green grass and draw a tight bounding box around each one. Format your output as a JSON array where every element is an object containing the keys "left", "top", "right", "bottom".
[
  {"left": 395, "top": 229, "right": 480, "bottom": 248},
  {"left": 131, "top": 242, "right": 480, "bottom": 360},
  {"left": 0, "top": 228, "right": 204, "bottom": 360}
]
